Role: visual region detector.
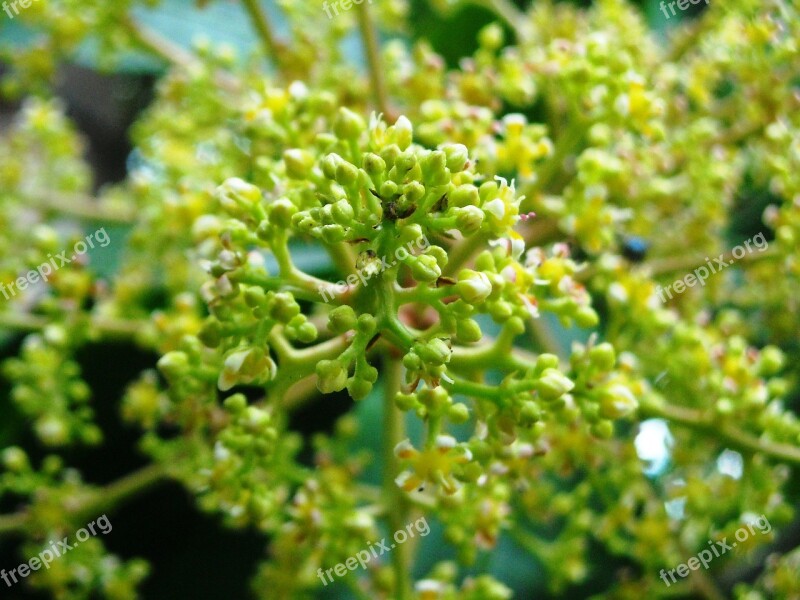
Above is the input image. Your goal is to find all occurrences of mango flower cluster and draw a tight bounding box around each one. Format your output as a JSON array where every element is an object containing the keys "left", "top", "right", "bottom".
[{"left": 0, "top": 0, "right": 799, "bottom": 598}]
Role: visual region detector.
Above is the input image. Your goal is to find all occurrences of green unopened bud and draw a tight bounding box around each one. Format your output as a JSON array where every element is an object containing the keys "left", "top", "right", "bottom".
[
  {"left": 589, "top": 343, "right": 615, "bottom": 371},
  {"left": 478, "top": 22, "right": 504, "bottom": 50},
  {"left": 420, "top": 246, "right": 444, "bottom": 269},
  {"left": 591, "top": 420, "right": 614, "bottom": 439},
  {"left": 157, "top": 351, "right": 190, "bottom": 381},
  {"left": 321, "top": 224, "right": 346, "bottom": 243},
  {"left": 599, "top": 384, "right": 638, "bottom": 418},
  {"left": 347, "top": 377, "right": 373, "bottom": 401},
  {"left": 422, "top": 150, "right": 449, "bottom": 186},
  {"left": 2, "top": 447, "right": 29, "bottom": 472},
  {"left": 442, "top": 144, "right": 469, "bottom": 172},
  {"left": 536, "top": 368, "right": 575, "bottom": 401},
  {"left": 403, "top": 352, "right": 422, "bottom": 371},
  {"left": 268, "top": 198, "right": 297, "bottom": 228},
  {"left": 216, "top": 178, "right": 262, "bottom": 217},
  {"left": 403, "top": 181, "right": 426, "bottom": 204},
  {"left": 380, "top": 144, "right": 401, "bottom": 169},
  {"left": 574, "top": 306, "right": 599, "bottom": 328},
  {"left": 456, "top": 318, "right": 482, "bottom": 343},
  {"left": 488, "top": 299, "right": 514, "bottom": 321},
  {"left": 410, "top": 255, "right": 442, "bottom": 282},
  {"left": 335, "top": 161, "right": 359, "bottom": 186},
  {"left": 448, "top": 403, "right": 470, "bottom": 424},
  {"left": 328, "top": 305, "right": 358, "bottom": 333},
  {"left": 283, "top": 149, "right": 315, "bottom": 179},
  {"left": 450, "top": 185, "right": 480, "bottom": 208},
  {"left": 321, "top": 153, "right": 342, "bottom": 180},
  {"left": 331, "top": 199, "right": 355, "bottom": 224},
  {"left": 357, "top": 313, "right": 377, "bottom": 334},
  {"left": 223, "top": 393, "right": 248, "bottom": 414},
  {"left": 380, "top": 180, "right": 399, "bottom": 198},
  {"left": 415, "top": 338, "right": 451, "bottom": 366},
  {"left": 457, "top": 269, "right": 492, "bottom": 303},
  {"left": 536, "top": 353, "right": 560, "bottom": 371},
  {"left": 198, "top": 318, "right": 222, "bottom": 348},
  {"left": 363, "top": 153, "right": 386, "bottom": 176},
  {"left": 454, "top": 206, "right": 484, "bottom": 234},
  {"left": 758, "top": 346, "right": 784, "bottom": 376},
  {"left": 270, "top": 292, "right": 300, "bottom": 322},
  {"left": 317, "top": 359, "right": 348, "bottom": 394},
  {"left": 392, "top": 115, "right": 413, "bottom": 149},
  {"left": 333, "top": 107, "right": 366, "bottom": 139},
  {"left": 520, "top": 401, "right": 542, "bottom": 424},
  {"left": 395, "top": 393, "right": 418, "bottom": 411}
]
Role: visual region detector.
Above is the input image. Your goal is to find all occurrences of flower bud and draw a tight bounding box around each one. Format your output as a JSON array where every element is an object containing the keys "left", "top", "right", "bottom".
[
  {"left": 283, "top": 149, "right": 314, "bottom": 179},
  {"left": 357, "top": 314, "right": 377, "bottom": 334},
  {"left": 335, "top": 161, "right": 359, "bottom": 187},
  {"left": 317, "top": 359, "right": 348, "bottom": 393},
  {"left": 321, "top": 224, "right": 346, "bottom": 244},
  {"left": 198, "top": 318, "right": 222, "bottom": 348},
  {"left": 454, "top": 206, "right": 484, "bottom": 234},
  {"left": 216, "top": 178, "right": 262, "bottom": 217},
  {"left": 269, "top": 292, "right": 300, "bottom": 322},
  {"left": 331, "top": 199, "right": 355, "bottom": 224},
  {"left": 415, "top": 338, "right": 451, "bottom": 366},
  {"left": 328, "top": 305, "right": 358, "bottom": 333},
  {"left": 157, "top": 351, "right": 190, "bottom": 381},
  {"left": 448, "top": 403, "right": 470, "bottom": 424},
  {"left": 333, "top": 107, "right": 366, "bottom": 140},
  {"left": 442, "top": 143, "right": 469, "bottom": 172},
  {"left": 457, "top": 269, "right": 492, "bottom": 303},
  {"left": 410, "top": 255, "right": 442, "bottom": 282},
  {"left": 599, "top": 384, "right": 638, "bottom": 418},
  {"left": 363, "top": 153, "right": 386, "bottom": 176},
  {"left": 535, "top": 368, "right": 575, "bottom": 401},
  {"left": 380, "top": 180, "right": 399, "bottom": 198},
  {"left": 589, "top": 343, "right": 616, "bottom": 371},
  {"left": 2, "top": 447, "right": 29, "bottom": 472},
  {"left": 347, "top": 377, "right": 373, "bottom": 401},
  {"left": 425, "top": 245, "right": 448, "bottom": 268},
  {"left": 395, "top": 393, "right": 418, "bottom": 411},
  {"left": 321, "top": 153, "right": 342, "bottom": 180},
  {"left": 450, "top": 184, "right": 480, "bottom": 208},
  {"left": 392, "top": 115, "right": 413, "bottom": 149},
  {"left": 421, "top": 150, "right": 449, "bottom": 186},
  {"left": 403, "top": 181, "right": 426, "bottom": 204},
  {"left": 268, "top": 198, "right": 297, "bottom": 228},
  {"left": 456, "top": 318, "right": 482, "bottom": 343},
  {"left": 574, "top": 306, "right": 599, "bottom": 328}
]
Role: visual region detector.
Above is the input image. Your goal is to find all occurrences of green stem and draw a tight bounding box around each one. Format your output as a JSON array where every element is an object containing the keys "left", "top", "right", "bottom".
[
  {"left": 642, "top": 401, "right": 800, "bottom": 466},
  {"left": 382, "top": 357, "right": 411, "bottom": 599},
  {"left": 122, "top": 15, "right": 238, "bottom": 90},
  {"left": 241, "top": 0, "right": 286, "bottom": 76},
  {"left": 26, "top": 193, "right": 136, "bottom": 224},
  {"left": 0, "top": 312, "right": 144, "bottom": 341},
  {"left": 0, "top": 463, "right": 168, "bottom": 537},
  {"left": 356, "top": 0, "right": 390, "bottom": 116}
]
